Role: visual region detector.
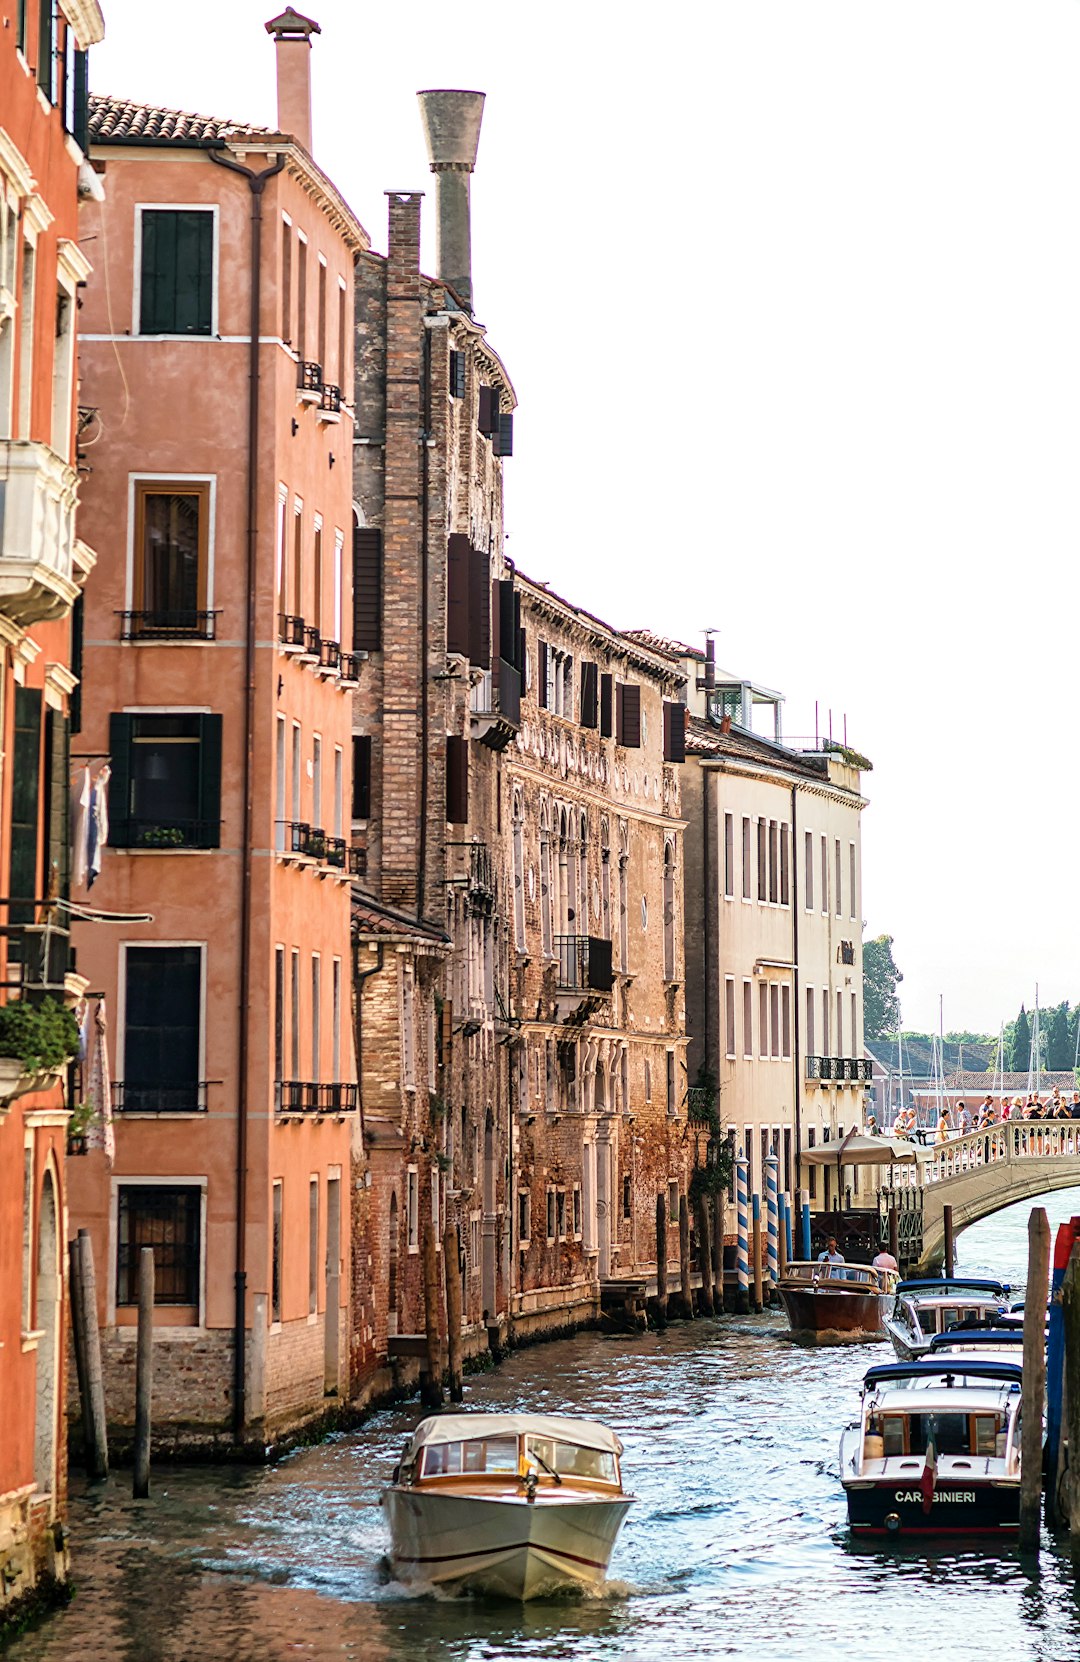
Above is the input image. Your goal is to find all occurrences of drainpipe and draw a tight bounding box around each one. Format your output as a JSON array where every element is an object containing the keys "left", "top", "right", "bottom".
[
  {"left": 791, "top": 784, "right": 802, "bottom": 1203},
  {"left": 207, "top": 145, "right": 285, "bottom": 1444},
  {"left": 702, "top": 764, "right": 713, "bottom": 1078},
  {"left": 417, "top": 323, "right": 431, "bottom": 919}
]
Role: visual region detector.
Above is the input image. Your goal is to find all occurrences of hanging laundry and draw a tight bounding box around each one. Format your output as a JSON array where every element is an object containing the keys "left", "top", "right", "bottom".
[
  {"left": 87, "top": 764, "right": 110, "bottom": 889},
  {"left": 77, "top": 997, "right": 90, "bottom": 1065},
  {"left": 71, "top": 766, "right": 91, "bottom": 888},
  {"left": 85, "top": 997, "right": 115, "bottom": 1166}
]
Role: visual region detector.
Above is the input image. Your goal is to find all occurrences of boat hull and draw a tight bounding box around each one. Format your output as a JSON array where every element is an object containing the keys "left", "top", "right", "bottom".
[
  {"left": 383, "top": 1486, "right": 634, "bottom": 1599},
  {"left": 844, "top": 1478, "right": 1019, "bottom": 1536},
  {"left": 779, "top": 1284, "right": 889, "bottom": 1338}
]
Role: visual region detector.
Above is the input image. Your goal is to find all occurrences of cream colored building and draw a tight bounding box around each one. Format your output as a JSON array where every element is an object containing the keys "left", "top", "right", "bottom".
[{"left": 625, "top": 635, "right": 870, "bottom": 1216}]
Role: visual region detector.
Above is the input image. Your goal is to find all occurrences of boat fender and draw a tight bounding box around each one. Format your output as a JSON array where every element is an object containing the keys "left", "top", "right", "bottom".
[
  {"left": 885, "top": 1512, "right": 901, "bottom": 1532},
  {"left": 864, "top": 1435, "right": 885, "bottom": 1461}
]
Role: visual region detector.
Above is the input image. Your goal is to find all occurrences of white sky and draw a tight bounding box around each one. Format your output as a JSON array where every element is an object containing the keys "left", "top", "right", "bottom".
[{"left": 91, "top": 1, "right": 1080, "bottom": 1033}]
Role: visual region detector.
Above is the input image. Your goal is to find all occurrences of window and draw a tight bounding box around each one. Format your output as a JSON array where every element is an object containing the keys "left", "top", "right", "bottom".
[
  {"left": 851, "top": 991, "right": 858, "bottom": 1057},
  {"left": 122, "top": 945, "right": 201, "bottom": 1112},
  {"left": 353, "top": 735, "right": 371, "bottom": 820},
  {"left": 724, "top": 813, "right": 734, "bottom": 898},
  {"left": 291, "top": 723, "right": 302, "bottom": 824},
  {"left": 666, "top": 1050, "right": 676, "bottom": 1116},
  {"left": 547, "top": 1189, "right": 557, "bottom": 1241},
  {"left": 742, "top": 817, "right": 752, "bottom": 900},
  {"left": 849, "top": 842, "right": 857, "bottom": 920},
  {"left": 274, "top": 947, "right": 285, "bottom": 1094},
  {"left": 804, "top": 830, "right": 814, "bottom": 910},
  {"left": 353, "top": 525, "right": 383, "bottom": 651},
  {"left": 312, "top": 734, "right": 322, "bottom": 830},
  {"left": 311, "top": 955, "right": 321, "bottom": 1084},
  {"left": 518, "top": 1191, "right": 530, "bottom": 1244},
  {"left": 768, "top": 821, "right": 778, "bottom": 903},
  {"left": 573, "top": 1187, "right": 582, "bottom": 1236},
  {"left": 806, "top": 987, "right": 815, "bottom": 1056},
  {"left": 407, "top": 1168, "right": 419, "bottom": 1250},
  {"left": 312, "top": 519, "right": 323, "bottom": 633},
  {"left": 402, "top": 963, "right": 415, "bottom": 1089},
  {"left": 317, "top": 256, "right": 327, "bottom": 372},
  {"left": 275, "top": 716, "right": 286, "bottom": 853},
  {"left": 663, "top": 843, "right": 676, "bottom": 981},
  {"left": 333, "top": 746, "right": 343, "bottom": 838},
  {"left": 292, "top": 499, "right": 304, "bottom": 619},
  {"left": 807, "top": 1129, "right": 817, "bottom": 1200},
  {"left": 836, "top": 990, "right": 844, "bottom": 1057},
  {"left": 281, "top": 216, "right": 292, "bottom": 341},
  {"left": 297, "top": 232, "right": 308, "bottom": 361},
  {"left": 770, "top": 984, "right": 780, "bottom": 1059},
  {"left": 743, "top": 981, "right": 753, "bottom": 1058},
  {"left": 780, "top": 824, "right": 790, "bottom": 907},
  {"left": 759, "top": 983, "right": 768, "bottom": 1059},
  {"left": 782, "top": 985, "right": 791, "bottom": 1060},
  {"left": 138, "top": 210, "right": 214, "bottom": 336},
  {"left": 290, "top": 948, "right": 301, "bottom": 1078},
  {"left": 757, "top": 819, "right": 767, "bottom": 902},
  {"left": 668, "top": 1180, "right": 680, "bottom": 1224},
  {"left": 725, "top": 979, "right": 736, "bottom": 1059},
  {"left": 309, "top": 1176, "right": 319, "bottom": 1314},
  {"left": 820, "top": 834, "right": 828, "bottom": 915},
  {"left": 623, "top": 1174, "right": 632, "bottom": 1219},
  {"left": 272, "top": 1180, "right": 283, "bottom": 1323},
  {"left": 117, "top": 1186, "right": 200, "bottom": 1306},
  {"left": 835, "top": 838, "right": 843, "bottom": 917},
  {"left": 644, "top": 1059, "right": 652, "bottom": 1102},
  {"left": 16, "top": 235, "right": 34, "bottom": 439},
  {"left": 337, "top": 277, "right": 347, "bottom": 387},
  {"left": 109, "top": 712, "right": 222, "bottom": 848},
  {"left": 333, "top": 528, "right": 344, "bottom": 644},
  {"left": 52, "top": 284, "right": 74, "bottom": 459},
  {"left": 615, "top": 682, "right": 642, "bottom": 748},
  {"left": 823, "top": 987, "right": 830, "bottom": 1056},
  {"left": 556, "top": 1190, "right": 566, "bottom": 1239},
  {"left": 131, "top": 481, "right": 211, "bottom": 634}
]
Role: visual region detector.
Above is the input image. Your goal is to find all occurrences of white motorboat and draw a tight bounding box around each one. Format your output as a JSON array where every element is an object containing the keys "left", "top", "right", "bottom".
[
  {"left": 840, "top": 1356, "right": 1024, "bottom": 1536},
  {"left": 884, "top": 1277, "right": 1011, "bottom": 1360},
  {"left": 382, "top": 1412, "right": 635, "bottom": 1599}
]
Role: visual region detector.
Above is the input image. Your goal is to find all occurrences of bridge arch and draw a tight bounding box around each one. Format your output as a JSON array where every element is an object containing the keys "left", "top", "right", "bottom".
[{"left": 915, "top": 1144, "right": 1080, "bottom": 1272}]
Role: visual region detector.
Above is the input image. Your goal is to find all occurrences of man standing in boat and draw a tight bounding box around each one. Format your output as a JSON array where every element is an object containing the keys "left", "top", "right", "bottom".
[{"left": 818, "top": 1235, "right": 846, "bottom": 1270}]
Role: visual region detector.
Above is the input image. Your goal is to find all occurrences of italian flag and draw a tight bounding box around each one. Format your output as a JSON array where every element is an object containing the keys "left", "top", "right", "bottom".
[{"left": 920, "top": 1434, "right": 938, "bottom": 1515}]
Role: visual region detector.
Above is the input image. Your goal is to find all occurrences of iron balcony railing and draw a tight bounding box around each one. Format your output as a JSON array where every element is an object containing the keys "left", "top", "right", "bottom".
[
  {"left": 348, "top": 845, "right": 368, "bottom": 878},
  {"left": 320, "top": 382, "right": 341, "bottom": 414},
  {"left": 554, "top": 934, "right": 615, "bottom": 995},
  {"left": 279, "top": 612, "right": 305, "bottom": 648},
  {"left": 129, "top": 818, "right": 220, "bottom": 850},
  {"left": 278, "top": 821, "right": 326, "bottom": 859},
  {"left": 319, "top": 636, "right": 340, "bottom": 672},
  {"left": 325, "top": 836, "right": 346, "bottom": 870},
  {"left": 806, "top": 1056, "right": 874, "bottom": 1083},
  {"left": 301, "top": 624, "right": 321, "bottom": 659},
  {"left": 298, "top": 360, "right": 323, "bottom": 393},
  {"left": 277, "top": 1080, "right": 358, "bottom": 1114},
  {"left": 114, "top": 1081, "right": 209, "bottom": 1114},
  {"left": 338, "top": 651, "right": 361, "bottom": 685},
  {"left": 118, "top": 609, "right": 219, "bottom": 641}
]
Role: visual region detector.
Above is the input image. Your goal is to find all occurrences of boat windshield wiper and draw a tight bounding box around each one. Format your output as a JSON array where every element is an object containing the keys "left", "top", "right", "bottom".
[{"left": 530, "top": 1448, "right": 562, "bottom": 1485}]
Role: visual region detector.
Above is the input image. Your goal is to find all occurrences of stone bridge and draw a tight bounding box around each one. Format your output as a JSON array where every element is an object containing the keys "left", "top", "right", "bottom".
[{"left": 879, "top": 1120, "right": 1080, "bottom": 1272}]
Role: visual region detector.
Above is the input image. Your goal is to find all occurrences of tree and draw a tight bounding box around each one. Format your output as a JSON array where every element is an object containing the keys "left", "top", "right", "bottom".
[
  {"left": 1011, "top": 1006, "right": 1031, "bottom": 1075},
  {"left": 1046, "top": 1002, "right": 1072, "bottom": 1072},
  {"left": 863, "top": 935, "right": 903, "bottom": 1040}
]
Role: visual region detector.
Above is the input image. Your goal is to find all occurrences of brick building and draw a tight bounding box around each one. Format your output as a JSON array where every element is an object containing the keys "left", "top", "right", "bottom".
[
  {"left": 66, "top": 10, "right": 366, "bottom": 1449},
  {"left": 0, "top": 0, "right": 105, "bottom": 1621}
]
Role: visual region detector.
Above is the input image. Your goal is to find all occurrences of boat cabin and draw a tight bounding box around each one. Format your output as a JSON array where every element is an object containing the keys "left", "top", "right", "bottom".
[
  {"left": 782, "top": 1262, "right": 893, "bottom": 1289},
  {"left": 393, "top": 1413, "right": 624, "bottom": 1494}
]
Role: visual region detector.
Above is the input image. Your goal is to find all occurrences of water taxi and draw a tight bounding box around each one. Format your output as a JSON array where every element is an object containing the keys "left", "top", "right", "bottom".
[
  {"left": 777, "top": 1260, "right": 898, "bottom": 1339},
  {"left": 884, "top": 1278, "right": 1011, "bottom": 1360},
  {"left": 382, "top": 1412, "right": 634, "bottom": 1599},
  {"left": 840, "top": 1357, "right": 1023, "bottom": 1536}
]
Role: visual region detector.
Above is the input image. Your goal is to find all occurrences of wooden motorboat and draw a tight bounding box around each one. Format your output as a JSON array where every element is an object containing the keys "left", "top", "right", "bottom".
[
  {"left": 884, "top": 1278, "right": 1011, "bottom": 1360},
  {"left": 777, "top": 1260, "right": 898, "bottom": 1339},
  {"left": 840, "top": 1356, "right": 1023, "bottom": 1536},
  {"left": 382, "top": 1412, "right": 634, "bottom": 1599}
]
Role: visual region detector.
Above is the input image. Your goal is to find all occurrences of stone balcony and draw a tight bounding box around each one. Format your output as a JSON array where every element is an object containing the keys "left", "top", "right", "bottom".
[{"left": 0, "top": 439, "right": 80, "bottom": 627}]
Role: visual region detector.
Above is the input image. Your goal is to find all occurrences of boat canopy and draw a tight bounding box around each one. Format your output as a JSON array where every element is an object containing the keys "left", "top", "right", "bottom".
[
  {"left": 406, "top": 1413, "right": 623, "bottom": 1456},
  {"left": 928, "top": 1331, "right": 1024, "bottom": 1351},
  {"left": 897, "top": 1278, "right": 1010, "bottom": 1297},
  {"left": 866, "top": 1384, "right": 1020, "bottom": 1415},
  {"left": 863, "top": 1358, "right": 1023, "bottom": 1388}
]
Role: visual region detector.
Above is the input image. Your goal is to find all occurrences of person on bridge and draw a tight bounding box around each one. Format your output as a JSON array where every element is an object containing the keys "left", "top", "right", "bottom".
[{"left": 1070, "top": 1091, "right": 1080, "bottom": 1120}]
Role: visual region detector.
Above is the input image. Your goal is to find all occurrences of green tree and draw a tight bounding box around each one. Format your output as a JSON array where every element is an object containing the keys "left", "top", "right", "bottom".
[
  {"left": 1046, "top": 1002, "right": 1072, "bottom": 1071},
  {"left": 863, "top": 935, "right": 903, "bottom": 1040},
  {"left": 1011, "top": 1006, "right": 1031, "bottom": 1074}
]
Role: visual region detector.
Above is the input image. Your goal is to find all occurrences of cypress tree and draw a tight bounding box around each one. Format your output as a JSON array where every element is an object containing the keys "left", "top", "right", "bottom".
[{"left": 1012, "top": 1005, "right": 1031, "bottom": 1075}]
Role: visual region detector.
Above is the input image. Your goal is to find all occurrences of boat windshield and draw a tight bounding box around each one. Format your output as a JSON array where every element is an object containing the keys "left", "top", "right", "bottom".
[
  {"left": 880, "top": 1412, "right": 1004, "bottom": 1457},
  {"left": 420, "top": 1435, "right": 520, "bottom": 1478},
  {"left": 525, "top": 1435, "right": 618, "bottom": 1484}
]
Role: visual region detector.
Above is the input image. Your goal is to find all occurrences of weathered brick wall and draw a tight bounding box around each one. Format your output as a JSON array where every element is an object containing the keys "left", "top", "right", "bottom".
[{"left": 264, "top": 1316, "right": 326, "bottom": 1426}]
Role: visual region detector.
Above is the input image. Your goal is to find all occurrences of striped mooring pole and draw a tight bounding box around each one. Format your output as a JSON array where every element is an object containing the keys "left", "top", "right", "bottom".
[
  {"left": 765, "top": 1153, "right": 779, "bottom": 1300},
  {"left": 799, "top": 1188, "right": 812, "bottom": 1261},
  {"left": 735, "top": 1156, "right": 750, "bottom": 1314},
  {"left": 783, "top": 1192, "right": 793, "bottom": 1266}
]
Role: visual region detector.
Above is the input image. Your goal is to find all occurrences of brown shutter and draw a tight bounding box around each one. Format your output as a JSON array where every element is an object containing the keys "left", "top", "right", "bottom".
[
  {"left": 468, "top": 545, "right": 490, "bottom": 666},
  {"left": 617, "top": 683, "right": 641, "bottom": 748},
  {"left": 352, "top": 526, "right": 382, "bottom": 652},
  {"left": 599, "top": 672, "right": 613, "bottom": 738},
  {"left": 580, "top": 661, "right": 598, "bottom": 729},
  {"left": 538, "top": 640, "right": 549, "bottom": 709},
  {"left": 446, "top": 735, "right": 469, "bottom": 823},
  {"left": 478, "top": 385, "right": 499, "bottom": 436},
  {"left": 446, "top": 533, "right": 470, "bottom": 656},
  {"left": 663, "top": 700, "right": 686, "bottom": 763},
  {"left": 352, "top": 734, "right": 372, "bottom": 819}
]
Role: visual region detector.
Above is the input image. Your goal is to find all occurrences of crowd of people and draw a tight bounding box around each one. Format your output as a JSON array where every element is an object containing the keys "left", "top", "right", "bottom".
[{"left": 881, "top": 1089, "right": 1080, "bottom": 1142}]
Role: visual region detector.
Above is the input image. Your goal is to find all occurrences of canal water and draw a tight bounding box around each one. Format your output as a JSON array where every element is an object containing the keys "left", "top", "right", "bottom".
[{"left": 11, "top": 1189, "right": 1080, "bottom": 1662}]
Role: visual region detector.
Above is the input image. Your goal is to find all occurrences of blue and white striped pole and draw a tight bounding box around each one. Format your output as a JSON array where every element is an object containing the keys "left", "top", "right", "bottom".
[
  {"left": 799, "top": 1189, "right": 812, "bottom": 1261},
  {"left": 735, "top": 1156, "right": 750, "bottom": 1314},
  {"left": 766, "top": 1153, "right": 780, "bottom": 1301}
]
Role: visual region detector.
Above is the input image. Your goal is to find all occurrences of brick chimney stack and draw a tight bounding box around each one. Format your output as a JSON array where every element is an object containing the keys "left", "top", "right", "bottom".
[
  {"left": 265, "top": 7, "right": 320, "bottom": 154},
  {"left": 416, "top": 90, "right": 485, "bottom": 313}
]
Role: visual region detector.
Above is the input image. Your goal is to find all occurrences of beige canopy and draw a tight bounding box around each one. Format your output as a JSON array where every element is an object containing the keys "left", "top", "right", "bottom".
[{"left": 800, "top": 1132, "right": 921, "bottom": 1167}]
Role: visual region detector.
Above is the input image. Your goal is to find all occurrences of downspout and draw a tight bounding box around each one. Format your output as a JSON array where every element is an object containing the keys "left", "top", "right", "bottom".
[
  {"left": 417, "top": 322, "right": 432, "bottom": 918},
  {"left": 208, "top": 145, "right": 285, "bottom": 1444},
  {"left": 702, "top": 763, "right": 713, "bottom": 1077},
  {"left": 791, "top": 783, "right": 802, "bottom": 1207}
]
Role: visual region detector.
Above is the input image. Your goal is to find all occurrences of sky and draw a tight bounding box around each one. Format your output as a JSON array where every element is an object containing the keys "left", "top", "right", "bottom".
[{"left": 90, "top": 1, "right": 1080, "bottom": 1034}]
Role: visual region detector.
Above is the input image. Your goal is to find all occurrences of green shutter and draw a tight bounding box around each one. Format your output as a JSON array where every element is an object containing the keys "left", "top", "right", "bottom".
[
  {"left": 140, "top": 211, "right": 213, "bottom": 336},
  {"left": 108, "top": 713, "right": 134, "bottom": 847},
  {"left": 197, "top": 714, "right": 223, "bottom": 848},
  {"left": 10, "top": 688, "right": 42, "bottom": 923}
]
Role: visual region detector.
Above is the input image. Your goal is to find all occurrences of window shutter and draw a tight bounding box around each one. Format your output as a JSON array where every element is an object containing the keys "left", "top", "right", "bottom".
[
  {"left": 446, "top": 735, "right": 469, "bottom": 824},
  {"left": 108, "top": 712, "right": 134, "bottom": 849},
  {"left": 588, "top": 936, "right": 614, "bottom": 992},
  {"left": 197, "top": 713, "right": 223, "bottom": 848},
  {"left": 580, "top": 661, "right": 598, "bottom": 729},
  {"left": 450, "top": 349, "right": 466, "bottom": 398},
  {"left": 446, "top": 533, "right": 470, "bottom": 656},
  {"left": 352, "top": 526, "right": 382, "bottom": 652},
  {"left": 493, "top": 413, "right": 513, "bottom": 456},
  {"left": 538, "top": 641, "right": 549, "bottom": 709},
  {"left": 139, "top": 210, "right": 213, "bottom": 336},
  {"left": 599, "top": 673, "right": 613, "bottom": 738},
  {"left": 352, "top": 735, "right": 372, "bottom": 819},
  {"left": 468, "top": 545, "right": 490, "bottom": 666},
  {"left": 478, "top": 385, "right": 498, "bottom": 436},
  {"left": 663, "top": 700, "right": 686, "bottom": 764},
  {"left": 617, "top": 683, "right": 641, "bottom": 748},
  {"left": 498, "top": 580, "right": 517, "bottom": 664}
]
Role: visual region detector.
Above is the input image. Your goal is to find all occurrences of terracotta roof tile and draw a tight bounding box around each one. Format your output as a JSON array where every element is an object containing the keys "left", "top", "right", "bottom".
[
  {"left": 88, "top": 93, "right": 279, "bottom": 147},
  {"left": 622, "top": 628, "right": 703, "bottom": 661},
  {"left": 351, "top": 892, "right": 449, "bottom": 945},
  {"left": 685, "top": 713, "right": 827, "bottom": 778}
]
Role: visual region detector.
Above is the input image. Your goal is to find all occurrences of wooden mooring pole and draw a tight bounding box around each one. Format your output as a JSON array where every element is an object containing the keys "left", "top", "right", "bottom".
[
  {"left": 888, "top": 1205, "right": 899, "bottom": 1265},
  {"left": 76, "top": 1229, "right": 108, "bottom": 1479},
  {"left": 443, "top": 1223, "right": 463, "bottom": 1403},
  {"left": 712, "top": 1187, "right": 726, "bottom": 1312},
  {"left": 943, "top": 1205, "right": 955, "bottom": 1277},
  {"left": 420, "top": 1215, "right": 443, "bottom": 1409},
  {"left": 1062, "top": 1240, "right": 1080, "bottom": 1538},
  {"left": 654, "top": 1194, "right": 669, "bottom": 1328},
  {"left": 694, "top": 1191, "right": 714, "bottom": 1316},
  {"left": 1020, "top": 1206, "right": 1050, "bottom": 1552},
  {"left": 133, "top": 1247, "right": 154, "bottom": 1498},
  {"left": 678, "top": 1195, "right": 693, "bottom": 1319}
]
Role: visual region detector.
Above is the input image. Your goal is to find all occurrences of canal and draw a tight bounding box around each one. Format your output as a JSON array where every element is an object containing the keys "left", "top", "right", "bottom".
[{"left": 11, "top": 1189, "right": 1080, "bottom": 1662}]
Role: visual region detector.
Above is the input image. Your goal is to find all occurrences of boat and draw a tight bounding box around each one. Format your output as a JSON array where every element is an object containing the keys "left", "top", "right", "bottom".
[
  {"left": 382, "top": 1412, "right": 635, "bottom": 1599},
  {"left": 884, "top": 1277, "right": 1011, "bottom": 1360},
  {"left": 840, "top": 1356, "right": 1024, "bottom": 1536},
  {"left": 777, "top": 1260, "right": 899, "bottom": 1339}
]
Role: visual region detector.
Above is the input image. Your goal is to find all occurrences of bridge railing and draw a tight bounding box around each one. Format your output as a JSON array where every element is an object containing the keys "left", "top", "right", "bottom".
[{"left": 916, "top": 1119, "right": 1080, "bottom": 1186}]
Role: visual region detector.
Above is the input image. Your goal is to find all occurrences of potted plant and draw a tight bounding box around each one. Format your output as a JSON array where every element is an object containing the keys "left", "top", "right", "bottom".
[{"left": 0, "top": 996, "right": 81, "bottom": 1109}]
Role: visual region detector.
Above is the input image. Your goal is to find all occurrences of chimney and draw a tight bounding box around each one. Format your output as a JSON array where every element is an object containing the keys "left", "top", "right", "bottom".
[
  {"left": 416, "top": 90, "right": 485, "bottom": 312},
  {"left": 265, "top": 8, "right": 321, "bottom": 153}
]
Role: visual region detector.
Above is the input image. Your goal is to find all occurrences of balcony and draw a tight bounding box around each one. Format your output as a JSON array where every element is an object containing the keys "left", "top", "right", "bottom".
[
  {"left": 279, "top": 612, "right": 305, "bottom": 650},
  {"left": 317, "top": 383, "right": 341, "bottom": 421},
  {"left": 318, "top": 636, "right": 340, "bottom": 674},
  {"left": 338, "top": 651, "right": 361, "bottom": 687},
  {"left": 0, "top": 440, "right": 80, "bottom": 627},
  {"left": 114, "top": 1081, "right": 208, "bottom": 1114},
  {"left": 806, "top": 1056, "right": 874, "bottom": 1085},
  {"left": 469, "top": 659, "right": 521, "bottom": 751},
  {"left": 297, "top": 360, "right": 323, "bottom": 401},
  {"left": 118, "top": 609, "right": 219, "bottom": 642},
  {"left": 301, "top": 624, "right": 321, "bottom": 662},
  {"left": 277, "top": 1079, "right": 357, "bottom": 1115},
  {"left": 555, "top": 934, "right": 615, "bottom": 996},
  {"left": 325, "top": 836, "right": 346, "bottom": 870},
  {"left": 348, "top": 844, "right": 367, "bottom": 879},
  {"left": 127, "top": 817, "right": 220, "bottom": 850}
]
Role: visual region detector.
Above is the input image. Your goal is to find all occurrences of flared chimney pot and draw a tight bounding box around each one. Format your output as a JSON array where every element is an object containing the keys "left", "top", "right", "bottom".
[{"left": 416, "top": 89, "right": 485, "bottom": 312}]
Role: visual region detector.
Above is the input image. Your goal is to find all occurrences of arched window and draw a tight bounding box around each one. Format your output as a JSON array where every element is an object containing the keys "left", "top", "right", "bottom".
[
  {"left": 600, "top": 816, "right": 611, "bottom": 942},
  {"left": 663, "top": 839, "right": 676, "bottom": 982},
  {"left": 33, "top": 1166, "right": 60, "bottom": 1501},
  {"left": 539, "top": 798, "right": 553, "bottom": 957},
  {"left": 578, "top": 811, "right": 588, "bottom": 933},
  {"left": 617, "top": 820, "right": 630, "bottom": 973},
  {"left": 512, "top": 788, "right": 526, "bottom": 951}
]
